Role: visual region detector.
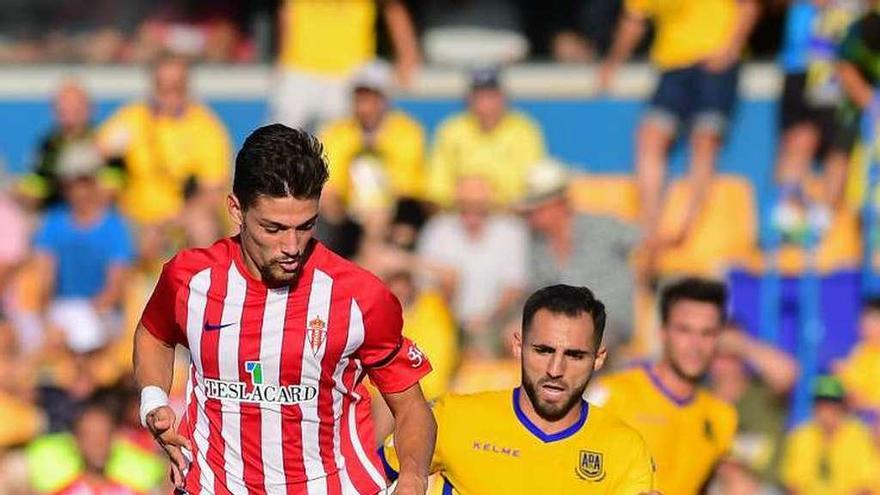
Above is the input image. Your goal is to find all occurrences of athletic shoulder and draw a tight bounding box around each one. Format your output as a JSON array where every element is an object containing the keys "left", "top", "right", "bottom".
[
  {"left": 162, "top": 237, "right": 237, "bottom": 283},
  {"left": 312, "top": 241, "right": 391, "bottom": 301}
]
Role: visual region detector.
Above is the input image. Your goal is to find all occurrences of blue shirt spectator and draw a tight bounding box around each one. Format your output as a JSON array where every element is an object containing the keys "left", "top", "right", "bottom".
[
  {"left": 780, "top": 0, "right": 818, "bottom": 74},
  {"left": 34, "top": 205, "right": 134, "bottom": 299}
]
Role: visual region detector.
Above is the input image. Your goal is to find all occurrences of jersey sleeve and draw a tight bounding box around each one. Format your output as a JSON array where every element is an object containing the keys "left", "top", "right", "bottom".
[
  {"left": 358, "top": 288, "right": 432, "bottom": 394},
  {"left": 140, "top": 259, "right": 186, "bottom": 347}
]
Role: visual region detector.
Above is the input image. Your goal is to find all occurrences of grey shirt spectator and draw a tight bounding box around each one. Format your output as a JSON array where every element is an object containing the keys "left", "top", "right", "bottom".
[{"left": 528, "top": 213, "right": 639, "bottom": 340}]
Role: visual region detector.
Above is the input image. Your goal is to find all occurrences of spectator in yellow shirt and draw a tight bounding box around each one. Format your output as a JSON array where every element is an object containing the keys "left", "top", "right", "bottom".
[
  {"left": 834, "top": 298, "right": 880, "bottom": 416},
  {"left": 427, "top": 68, "right": 547, "bottom": 208},
  {"left": 780, "top": 375, "right": 880, "bottom": 494},
  {"left": 97, "top": 54, "right": 232, "bottom": 242},
  {"left": 320, "top": 62, "right": 426, "bottom": 234},
  {"left": 272, "top": 0, "right": 420, "bottom": 131},
  {"left": 599, "top": 0, "right": 760, "bottom": 254}
]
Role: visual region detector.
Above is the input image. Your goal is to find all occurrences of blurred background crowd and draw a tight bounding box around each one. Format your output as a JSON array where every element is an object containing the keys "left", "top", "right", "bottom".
[{"left": 1, "top": 0, "right": 880, "bottom": 493}]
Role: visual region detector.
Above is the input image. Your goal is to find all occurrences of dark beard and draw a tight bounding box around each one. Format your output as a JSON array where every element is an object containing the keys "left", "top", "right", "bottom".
[{"left": 521, "top": 374, "right": 588, "bottom": 423}]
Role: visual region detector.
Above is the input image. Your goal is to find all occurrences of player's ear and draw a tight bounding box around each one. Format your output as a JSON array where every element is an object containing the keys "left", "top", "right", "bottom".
[
  {"left": 593, "top": 345, "right": 608, "bottom": 372},
  {"left": 228, "top": 193, "right": 244, "bottom": 225},
  {"left": 512, "top": 331, "right": 523, "bottom": 359}
]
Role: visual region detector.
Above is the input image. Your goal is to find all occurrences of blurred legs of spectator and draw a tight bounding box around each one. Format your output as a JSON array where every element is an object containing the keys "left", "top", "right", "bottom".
[{"left": 272, "top": 69, "right": 351, "bottom": 132}]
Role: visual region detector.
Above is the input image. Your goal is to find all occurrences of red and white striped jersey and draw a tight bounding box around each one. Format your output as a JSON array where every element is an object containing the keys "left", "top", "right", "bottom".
[{"left": 141, "top": 237, "right": 431, "bottom": 495}]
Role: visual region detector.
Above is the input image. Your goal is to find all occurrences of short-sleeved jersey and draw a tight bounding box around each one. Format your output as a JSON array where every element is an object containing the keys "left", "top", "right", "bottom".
[
  {"left": 381, "top": 388, "right": 655, "bottom": 494},
  {"left": 140, "top": 237, "right": 431, "bottom": 494},
  {"left": 588, "top": 365, "right": 737, "bottom": 495},
  {"left": 625, "top": 0, "right": 738, "bottom": 69},
  {"left": 278, "top": 0, "right": 377, "bottom": 76}
]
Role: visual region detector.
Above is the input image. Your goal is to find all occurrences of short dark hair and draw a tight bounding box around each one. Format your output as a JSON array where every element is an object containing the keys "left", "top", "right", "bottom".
[
  {"left": 522, "top": 284, "right": 606, "bottom": 347},
  {"left": 862, "top": 297, "right": 880, "bottom": 314},
  {"left": 659, "top": 277, "right": 728, "bottom": 326},
  {"left": 232, "top": 124, "right": 329, "bottom": 209}
]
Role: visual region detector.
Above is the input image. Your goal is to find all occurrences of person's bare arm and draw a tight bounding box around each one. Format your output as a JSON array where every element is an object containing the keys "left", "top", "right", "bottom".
[
  {"left": 383, "top": 0, "right": 421, "bottom": 87},
  {"left": 705, "top": 0, "right": 761, "bottom": 72},
  {"left": 598, "top": 11, "right": 647, "bottom": 92},
  {"left": 32, "top": 252, "right": 55, "bottom": 312},
  {"left": 133, "top": 323, "right": 191, "bottom": 489},
  {"left": 383, "top": 383, "right": 436, "bottom": 495},
  {"left": 721, "top": 330, "right": 800, "bottom": 394},
  {"left": 838, "top": 60, "right": 874, "bottom": 110},
  {"left": 93, "top": 263, "right": 128, "bottom": 313}
]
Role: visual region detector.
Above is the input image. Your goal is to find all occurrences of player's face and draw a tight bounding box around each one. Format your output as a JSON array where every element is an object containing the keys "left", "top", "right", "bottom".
[
  {"left": 662, "top": 300, "right": 724, "bottom": 382},
  {"left": 229, "top": 193, "right": 319, "bottom": 286},
  {"left": 516, "top": 309, "right": 607, "bottom": 422}
]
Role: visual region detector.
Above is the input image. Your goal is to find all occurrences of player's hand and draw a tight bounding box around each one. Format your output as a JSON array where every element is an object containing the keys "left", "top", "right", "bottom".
[
  {"left": 146, "top": 405, "right": 192, "bottom": 490},
  {"left": 391, "top": 473, "right": 428, "bottom": 495}
]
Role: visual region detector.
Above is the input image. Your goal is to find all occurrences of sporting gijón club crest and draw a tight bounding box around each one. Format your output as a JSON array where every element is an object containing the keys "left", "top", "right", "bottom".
[{"left": 308, "top": 315, "right": 327, "bottom": 355}]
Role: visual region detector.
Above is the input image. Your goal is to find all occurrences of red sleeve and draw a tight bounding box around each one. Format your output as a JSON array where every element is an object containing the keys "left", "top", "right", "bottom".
[
  {"left": 358, "top": 288, "right": 432, "bottom": 394},
  {"left": 140, "top": 260, "right": 186, "bottom": 347}
]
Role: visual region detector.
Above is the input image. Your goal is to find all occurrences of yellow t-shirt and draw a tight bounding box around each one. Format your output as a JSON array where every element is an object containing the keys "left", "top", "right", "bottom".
[
  {"left": 588, "top": 366, "right": 738, "bottom": 495},
  {"left": 321, "top": 110, "right": 426, "bottom": 206},
  {"left": 780, "top": 418, "right": 880, "bottom": 494},
  {"left": 98, "top": 102, "right": 232, "bottom": 225},
  {"left": 382, "top": 389, "right": 655, "bottom": 494},
  {"left": 279, "top": 0, "right": 377, "bottom": 76},
  {"left": 837, "top": 343, "right": 880, "bottom": 410},
  {"left": 427, "top": 111, "right": 546, "bottom": 208},
  {"left": 401, "top": 290, "right": 458, "bottom": 401},
  {"left": 0, "top": 392, "right": 43, "bottom": 448},
  {"left": 626, "top": 0, "right": 737, "bottom": 69}
]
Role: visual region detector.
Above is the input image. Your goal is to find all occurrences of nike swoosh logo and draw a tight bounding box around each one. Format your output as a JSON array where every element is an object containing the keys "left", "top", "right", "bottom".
[{"left": 204, "top": 322, "right": 235, "bottom": 331}]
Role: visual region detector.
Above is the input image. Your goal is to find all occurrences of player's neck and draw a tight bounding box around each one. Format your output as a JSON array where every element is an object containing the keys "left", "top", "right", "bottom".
[
  {"left": 518, "top": 388, "right": 582, "bottom": 434},
  {"left": 652, "top": 361, "right": 698, "bottom": 400}
]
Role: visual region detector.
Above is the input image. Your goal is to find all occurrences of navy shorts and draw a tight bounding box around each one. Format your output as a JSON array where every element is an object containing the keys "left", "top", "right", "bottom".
[{"left": 647, "top": 63, "right": 739, "bottom": 135}]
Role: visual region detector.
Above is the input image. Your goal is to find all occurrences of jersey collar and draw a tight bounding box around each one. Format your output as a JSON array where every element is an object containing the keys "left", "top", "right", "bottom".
[
  {"left": 642, "top": 364, "right": 696, "bottom": 407},
  {"left": 511, "top": 387, "right": 588, "bottom": 443}
]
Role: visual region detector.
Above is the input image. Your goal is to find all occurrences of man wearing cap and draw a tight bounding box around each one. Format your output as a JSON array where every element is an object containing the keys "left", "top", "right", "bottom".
[
  {"left": 32, "top": 142, "right": 135, "bottom": 354},
  {"left": 320, "top": 61, "right": 427, "bottom": 224},
  {"left": 427, "top": 68, "right": 546, "bottom": 208},
  {"left": 780, "top": 375, "right": 880, "bottom": 493},
  {"left": 518, "top": 159, "right": 640, "bottom": 347}
]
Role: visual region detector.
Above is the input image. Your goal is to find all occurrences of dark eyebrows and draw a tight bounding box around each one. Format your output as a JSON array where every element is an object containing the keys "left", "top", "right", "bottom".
[
  {"left": 295, "top": 214, "right": 319, "bottom": 230},
  {"left": 531, "top": 343, "right": 592, "bottom": 357},
  {"left": 259, "top": 214, "right": 319, "bottom": 231}
]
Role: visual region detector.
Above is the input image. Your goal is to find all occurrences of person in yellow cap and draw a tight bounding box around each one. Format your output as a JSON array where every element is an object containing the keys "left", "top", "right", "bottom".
[{"left": 780, "top": 375, "right": 880, "bottom": 494}]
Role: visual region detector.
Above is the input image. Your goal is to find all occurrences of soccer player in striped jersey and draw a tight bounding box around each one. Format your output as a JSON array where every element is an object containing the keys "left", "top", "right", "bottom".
[
  {"left": 382, "top": 284, "right": 657, "bottom": 494},
  {"left": 133, "top": 124, "right": 436, "bottom": 495}
]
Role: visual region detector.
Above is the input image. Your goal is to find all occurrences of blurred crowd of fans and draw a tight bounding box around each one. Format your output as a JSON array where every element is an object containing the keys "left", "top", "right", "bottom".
[{"left": 1, "top": 0, "right": 880, "bottom": 494}]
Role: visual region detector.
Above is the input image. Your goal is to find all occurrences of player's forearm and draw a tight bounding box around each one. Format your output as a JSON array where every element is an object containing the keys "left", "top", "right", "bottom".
[
  {"left": 605, "top": 13, "right": 646, "bottom": 67},
  {"left": 391, "top": 399, "right": 436, "bottom": 485},
  {"left": 740, "top": 336, "right": 799, "bottom": 394},
  {"left": 133, "top": 324, "right": 176, "bottom": 393},
  {"left": 384, "top": 1, "right": 421, "bottom": 69},
  {"left": 727, "top": 0, "right": 761, "bottom": 54}
]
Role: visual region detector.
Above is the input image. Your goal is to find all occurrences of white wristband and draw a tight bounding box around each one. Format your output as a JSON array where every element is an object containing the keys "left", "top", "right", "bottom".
[{"left": 140, "top": 386, "right": 170, "bottom": 428}]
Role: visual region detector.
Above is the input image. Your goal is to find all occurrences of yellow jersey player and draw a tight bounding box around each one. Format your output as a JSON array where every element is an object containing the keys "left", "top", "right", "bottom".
[
  {"left": 588, "top": 277, "right": 738, "bottom": 495},
  {"left": 382, "top": 284, "right": 656, "bottom": 494}
]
